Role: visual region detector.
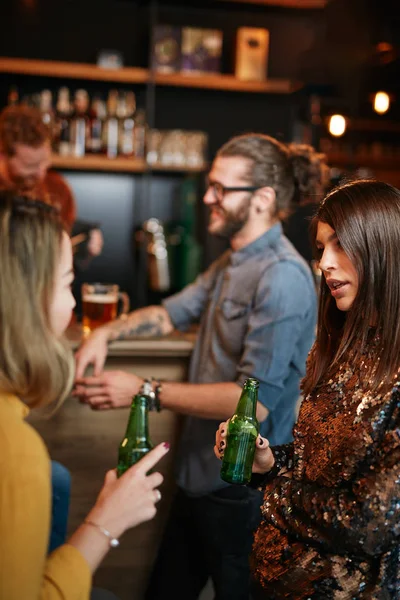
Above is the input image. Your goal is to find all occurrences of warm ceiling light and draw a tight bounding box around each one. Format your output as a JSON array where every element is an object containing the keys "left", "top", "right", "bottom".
[
  {"left": 374, "top": 91, "right": 390, "bottom": 114},
  {"left": 328, "top": 114, "right": 346, "bottom": 137}
]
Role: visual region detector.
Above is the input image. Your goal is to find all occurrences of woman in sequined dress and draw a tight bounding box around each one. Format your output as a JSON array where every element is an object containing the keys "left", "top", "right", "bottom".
[{"left": 215, "top": 179, "right": 400, "bottom": 599}]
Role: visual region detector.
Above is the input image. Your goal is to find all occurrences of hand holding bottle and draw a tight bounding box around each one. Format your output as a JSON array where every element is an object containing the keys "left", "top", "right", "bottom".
[
  {"left": 68, "top": 442, "right": 170, "bottom": 573},
  {"left": 85, "top": 441, "right": 169, "bottom": 539},
  {"left": 215, "top": 420, "right": 275, "bottom": 475}
]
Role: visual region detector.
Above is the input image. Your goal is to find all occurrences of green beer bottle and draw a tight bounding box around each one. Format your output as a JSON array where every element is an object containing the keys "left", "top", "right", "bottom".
[
  {"left": 117, "top": 381, "right": 154, "bottom": 478},
  {"left": 220, "top": 378, "right": 260, "bottom": 485}
]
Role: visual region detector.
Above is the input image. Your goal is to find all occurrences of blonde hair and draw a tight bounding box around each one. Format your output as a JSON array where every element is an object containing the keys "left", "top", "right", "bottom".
[{"left": 0, "top": 191, "right": 74, "bottom": 410}]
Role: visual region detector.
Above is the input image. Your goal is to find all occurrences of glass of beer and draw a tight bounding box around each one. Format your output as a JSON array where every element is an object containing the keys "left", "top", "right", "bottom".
[{"left": 82, "top": 283, "right": 129, "bottom": 334}]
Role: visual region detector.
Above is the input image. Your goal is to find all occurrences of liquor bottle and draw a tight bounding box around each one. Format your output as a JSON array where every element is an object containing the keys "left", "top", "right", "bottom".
[
  {"left": 86, "top": 95, "right": 105, "bottom": 154},
  {"left": 103, "top": 89, "right": 119, "bottom": 159},
  {"left": 220, "top": 378, "right": 260, "bottom": 485},
  {"left": 132, "top": 108, "right": 147, "bottom": 159},
  {"left": 55, "top": 87, "right": 72, "bottom": 156},
  {"left": 118, "top": 91, "right": 136, "bottom": 156},
  {"left": 39, "top": 89, "right": 54, "bottom": 127},
  {"left": 70, "top": 89, "right": 89, "bottom": 157},
  {"left": 117, "top": 381, "right": 154, "bottom": 477}
]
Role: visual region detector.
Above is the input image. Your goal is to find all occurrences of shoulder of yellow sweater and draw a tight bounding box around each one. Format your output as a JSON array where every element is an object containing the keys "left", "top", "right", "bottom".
[{"left": 0, "top": 402, "right": 50, "bottom": 468}]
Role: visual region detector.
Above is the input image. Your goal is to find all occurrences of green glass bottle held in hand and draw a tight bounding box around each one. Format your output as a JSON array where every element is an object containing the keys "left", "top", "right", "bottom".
[
  {"left": 220, "top": 378, "right": 260, "bottom": 485},
  {"left": 117, "top": 381, "right": 154, "bottom": 478}
]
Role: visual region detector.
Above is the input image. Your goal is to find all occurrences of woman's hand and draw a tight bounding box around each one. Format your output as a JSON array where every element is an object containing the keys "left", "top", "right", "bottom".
[
  {"left": 214, "top": 420, "right": 275, "bottom": 475},
  {"left": 86, "top": 442, "right": 170, "bottom": 539}
]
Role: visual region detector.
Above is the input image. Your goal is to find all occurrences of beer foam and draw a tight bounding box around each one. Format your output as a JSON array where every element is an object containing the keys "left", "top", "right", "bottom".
[{"left": 83, "top": 294, "right": 117, "bottom": 304}]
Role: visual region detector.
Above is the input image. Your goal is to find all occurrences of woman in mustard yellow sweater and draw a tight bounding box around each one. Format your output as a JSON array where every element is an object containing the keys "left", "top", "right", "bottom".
[{"left": 0, "top": 191, "right": 169, "bottom": 599}]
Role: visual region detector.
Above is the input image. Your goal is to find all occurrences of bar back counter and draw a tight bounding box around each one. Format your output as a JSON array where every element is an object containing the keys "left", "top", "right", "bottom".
[{"left": 28, "top": 326, "right": 195, "bottom": 600}]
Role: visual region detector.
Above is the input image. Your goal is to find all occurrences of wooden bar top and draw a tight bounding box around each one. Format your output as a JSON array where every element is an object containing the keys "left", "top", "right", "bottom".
[{"left": 66, "top": 323, "right": 196, "bottom": 358}]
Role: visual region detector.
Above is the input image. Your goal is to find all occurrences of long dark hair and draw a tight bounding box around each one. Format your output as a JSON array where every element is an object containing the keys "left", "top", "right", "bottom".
[{"left": 303, "top": 179, "right": 400, "bottom": 395}]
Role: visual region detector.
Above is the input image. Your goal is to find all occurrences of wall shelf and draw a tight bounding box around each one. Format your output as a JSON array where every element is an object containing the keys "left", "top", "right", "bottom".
[
  {"left": 51, "top": 155, "right": 146, "bottom": 172},
  {"left": 217, "top": 0, "right": 328, "bottom": 7},
  {"left": 0, "top": 57, "right": 149, "bottom": 85},
  {"left": 0, "top": 57, "right": 299, "bottom": 95},
  {"left": 327, "top": 152, "right": 400, "bottom": 171},
  {"left": 51, "top": 154, "right": 206, "bottom": 174},
  {"left": 350, "top": 118, "right": 400, "bottom": 134},
  {"left": 147, "top": 163, "right": 207, "bottom": 173},
  {"left": 154, "top": 72, "right": 300, "bottom": 94}
]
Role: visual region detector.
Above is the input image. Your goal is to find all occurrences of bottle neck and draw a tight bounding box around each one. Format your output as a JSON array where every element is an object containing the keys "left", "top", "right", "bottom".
[
  {"left": 125, "top": 395, "right": 150, "bottom": 440},
  {"left": 235, "top": 384, "right": 258, "bottom": 419}
]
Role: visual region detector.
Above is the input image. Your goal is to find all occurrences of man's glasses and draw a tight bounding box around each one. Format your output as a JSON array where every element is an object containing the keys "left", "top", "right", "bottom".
[{"left": 206, "top": 179, "right": 260, "bottom": 204}]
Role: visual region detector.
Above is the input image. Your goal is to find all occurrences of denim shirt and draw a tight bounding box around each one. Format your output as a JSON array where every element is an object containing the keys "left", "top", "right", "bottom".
[{"left": 163, "top": 223, "right": 317, "bottom": 495}]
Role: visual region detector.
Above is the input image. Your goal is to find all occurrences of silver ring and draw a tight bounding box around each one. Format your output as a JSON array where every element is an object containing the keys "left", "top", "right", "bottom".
[{"left": 154, "top": 489, "right": 162, "bottom": 503}]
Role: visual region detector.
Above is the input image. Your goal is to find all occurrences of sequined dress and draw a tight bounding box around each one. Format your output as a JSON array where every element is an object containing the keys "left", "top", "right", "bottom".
[{"left": 251, "top": 340, "right": 400, "bottom": 599}]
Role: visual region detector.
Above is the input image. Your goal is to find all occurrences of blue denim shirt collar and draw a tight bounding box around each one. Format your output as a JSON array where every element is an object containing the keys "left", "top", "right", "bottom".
[{"left": 230, "top": 222, "right": 282, "bottom": 267}]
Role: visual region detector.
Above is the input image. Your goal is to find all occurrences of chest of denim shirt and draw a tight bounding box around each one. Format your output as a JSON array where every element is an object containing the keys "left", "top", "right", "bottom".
[{"left": 191, "top": 265, "right": 254, "bottom": 383}]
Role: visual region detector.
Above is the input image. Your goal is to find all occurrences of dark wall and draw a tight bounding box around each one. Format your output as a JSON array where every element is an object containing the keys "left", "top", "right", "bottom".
[{"left": 0, "top": 0, "right": 325, "bottom": 308}]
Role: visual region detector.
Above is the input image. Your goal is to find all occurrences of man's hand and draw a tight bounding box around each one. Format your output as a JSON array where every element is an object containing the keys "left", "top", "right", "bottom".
[
  {"left": 87, "top": 228, "right": 103, "bottom": 257},
  {"left": 73, "top": 370, "right": 144, "bottom": 410},
  {"left": 75, "top": 327, "right": 110, "bottom": 378}
]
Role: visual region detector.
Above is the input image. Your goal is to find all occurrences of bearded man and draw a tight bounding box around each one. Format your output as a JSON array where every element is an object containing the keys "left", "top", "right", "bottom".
[{"left": 74, "top": 133, "right": 317, "bottom": 600}]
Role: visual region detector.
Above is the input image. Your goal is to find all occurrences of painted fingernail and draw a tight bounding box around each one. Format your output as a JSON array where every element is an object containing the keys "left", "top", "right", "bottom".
[
  {"left": 221, "top": 429, "right": 225, "bottom": 435},
  {"left": 259, "top": 438, "right": 264, "bottom": 446},
  {"left": 219, "top": 440, "right": 225, "bottom": 448},
  {"left": 163, "top": 442, "right": 170, "bottom": 449}
]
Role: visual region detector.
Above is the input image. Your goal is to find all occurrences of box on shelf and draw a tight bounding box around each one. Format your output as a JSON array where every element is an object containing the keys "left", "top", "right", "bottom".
[
  {"left": 151, "top": 25, "right": 182, "bottom": 74},
  {"left": 235, "top": 27, "right": 269, "bottom": 82},
  {"left": 181, "top": 28, "right": 223, "bottom": 75},
  {"left": 97, "top": 50, "right": 124, "bottom": 69}
]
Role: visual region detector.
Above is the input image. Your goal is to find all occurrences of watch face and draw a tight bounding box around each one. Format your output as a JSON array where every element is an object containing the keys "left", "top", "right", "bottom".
[{"left": 155, "top": 38, "right": 179, "bottom": 64}]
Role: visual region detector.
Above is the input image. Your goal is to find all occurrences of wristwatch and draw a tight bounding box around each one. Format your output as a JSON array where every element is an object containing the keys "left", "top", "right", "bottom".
[{"left": 141, "top": 378, "right": 162, "bottom": 412}]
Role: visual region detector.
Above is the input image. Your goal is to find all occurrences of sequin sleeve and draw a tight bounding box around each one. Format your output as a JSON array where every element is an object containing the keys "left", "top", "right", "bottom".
[
  {"left": 261, "top": 396, "right": 400, "bottom": 558},
  {"left": 249, "top": 443, "right": 294, "bottom": 490}
]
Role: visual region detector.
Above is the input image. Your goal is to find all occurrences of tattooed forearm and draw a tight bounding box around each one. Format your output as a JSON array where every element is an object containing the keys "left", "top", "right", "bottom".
[
  {"left": 121, "top": 315, "right": 166, "bottom": 339},
  {"left": 108, "top": 306, "right": 174, "bottom": 341}
]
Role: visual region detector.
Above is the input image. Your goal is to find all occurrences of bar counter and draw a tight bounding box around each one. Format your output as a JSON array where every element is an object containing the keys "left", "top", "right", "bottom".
[
  {"left": 29, "top": 325, "right": 196, "bottom": 599},
  {"left": 66, "top": 323, "right": 196, "bottom": 380}
]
